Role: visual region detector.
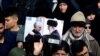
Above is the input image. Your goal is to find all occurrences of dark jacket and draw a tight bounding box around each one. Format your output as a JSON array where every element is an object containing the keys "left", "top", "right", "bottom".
[
  {"left": 51, "top": 30, "right": 60, "bottom": 40},
  {"left": 25, "top": 29, "right": 42, "bottom": 56},
  {"left": 25, "top": 29, "right": 41, "bottom": 42},
  {"left": 52, "top": 0, "right": 76, "bottom": 34}
]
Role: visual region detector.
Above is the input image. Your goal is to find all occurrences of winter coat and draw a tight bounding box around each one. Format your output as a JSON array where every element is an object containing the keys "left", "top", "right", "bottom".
[{"left": 63, "top": 29, "right": 100, "bottom": 56}]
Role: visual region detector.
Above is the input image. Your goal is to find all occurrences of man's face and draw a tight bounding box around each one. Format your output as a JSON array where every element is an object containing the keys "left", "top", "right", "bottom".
[
  {"left": 76, "top": 46, "right": 89, "bottom": 56},
  {"left": 0, "top": 23, "right": 4, "bottom": 37},
  {"left": 71, "top": 26, "right": 84, "bottom": 38},
  {"left": 5, "top": 16, "right": 17, "bottom": 29},
  {"left": 35, "top": 24, "right": 42, "bottom": 32},
  {"left": 59, "top": 3, "right": 68, "bottom": 13},
  {"left": 52, "top": 50, "right": 69, "bottom": 56},
  {"left": 48, "top": 25, "right": 54, "bottom": 32}
]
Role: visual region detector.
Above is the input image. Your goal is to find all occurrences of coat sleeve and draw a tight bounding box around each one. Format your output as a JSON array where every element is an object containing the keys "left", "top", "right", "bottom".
[{"left": 90, "top": 40, "right": 100, "bottom": 56}]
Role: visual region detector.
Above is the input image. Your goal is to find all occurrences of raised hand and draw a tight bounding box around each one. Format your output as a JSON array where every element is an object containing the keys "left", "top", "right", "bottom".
[{"left": 33, "top": 39, "right": 43, "bottom": 55}]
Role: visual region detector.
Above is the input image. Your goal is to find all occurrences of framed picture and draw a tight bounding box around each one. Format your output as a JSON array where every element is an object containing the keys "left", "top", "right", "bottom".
[{"left": 24, "top": 17, "right": 64, "bottom": 41}]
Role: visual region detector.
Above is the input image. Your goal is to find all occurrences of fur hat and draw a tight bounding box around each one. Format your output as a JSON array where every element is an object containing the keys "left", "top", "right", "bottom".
[
  {"left": 71, "top": 11, "right": 86, "bottom": 23},
  {"left": 47, "top": 20, "right": 58, "bottom": 27}
]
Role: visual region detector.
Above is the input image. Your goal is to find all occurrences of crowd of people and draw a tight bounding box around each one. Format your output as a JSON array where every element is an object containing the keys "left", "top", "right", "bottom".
[{"left": 0, "top": 0, "right": 100, "bottom": 56}]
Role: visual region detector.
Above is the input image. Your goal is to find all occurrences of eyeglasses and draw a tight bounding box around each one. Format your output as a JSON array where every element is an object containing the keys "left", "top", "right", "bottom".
[{"left": 85, "top": 26, "right": 92, "bottom": 29}]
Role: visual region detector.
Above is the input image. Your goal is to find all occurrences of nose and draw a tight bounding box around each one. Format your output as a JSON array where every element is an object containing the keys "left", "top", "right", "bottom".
[
  {"left": 60, "top": 5, "right": 64, "bottom": 9},
  {"left": 59, "top": 54, "right": 62, "bottom": 56},
  {"left": 76, "top": 27, "right": 80, "bottom": 32},
  {"left": 5, "top": 21, "right": 8, "bottom": 24}
]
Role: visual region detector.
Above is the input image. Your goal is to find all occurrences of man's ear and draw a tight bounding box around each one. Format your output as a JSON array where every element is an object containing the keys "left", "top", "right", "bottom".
[{"left": 13, "top": 16, "right": 18, "bottom": 23}]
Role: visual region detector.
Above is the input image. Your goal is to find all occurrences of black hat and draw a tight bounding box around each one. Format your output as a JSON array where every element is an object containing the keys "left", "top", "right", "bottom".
[
  {"left": 47, "top": 20, "right": 58, "bottom": 27},
  {"left": 71, "top": 21, "right": 86, "bottom": 27}
]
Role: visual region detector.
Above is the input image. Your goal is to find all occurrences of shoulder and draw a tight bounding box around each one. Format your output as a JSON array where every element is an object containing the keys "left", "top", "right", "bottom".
[
  {"left": 62, "top": 29, "right": 70, "bottom": 40},
  {"left": 18, "top": 25, "right": 25, "bottom": 31},
  {"left": 86, "top": 34, "right": 95, "bottom": 40},
  {"left": 87, "top": 35, "right": 98, "bottom": 44}
]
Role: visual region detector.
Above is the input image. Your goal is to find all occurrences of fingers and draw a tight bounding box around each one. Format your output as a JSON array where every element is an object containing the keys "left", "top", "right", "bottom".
[{"left": 40, "top": 38, "right": 42, "bottom": 43}]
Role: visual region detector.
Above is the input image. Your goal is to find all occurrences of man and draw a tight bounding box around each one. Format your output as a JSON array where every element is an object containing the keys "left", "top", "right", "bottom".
[
  {"left": 25, "top": 22, "right": 42, "bottom": 42},
  {"left": 32, "top": 22, "right": 42, "bottom": 35},
  {"left": 71, "top": 40, "right": 95, "bottom": 56},
  {"left": 25, "top": 22, "right": 43, "bottom": 56},
  {"left": 0, "top": 18, "right": 13, "bottom": 56},
  {"left": 4, "top": 7, "right": 23, "bottom": 48},
  {"left": 4, "top": 7, "right": 20, "bottom": 31},
  {"left": 47, "top": 20, "right": 60, "bottom": 39},
  {"left": 63, "top": 11, "right": 100, "bottom": 56},
  {"left": 51, "top": 40, "right": 70, "bottom": 56}
]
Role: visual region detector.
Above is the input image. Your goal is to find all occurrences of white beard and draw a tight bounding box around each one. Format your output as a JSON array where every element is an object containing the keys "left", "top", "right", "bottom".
[{"left": 71, "top": 27, "right": 84, "bottom": 38}]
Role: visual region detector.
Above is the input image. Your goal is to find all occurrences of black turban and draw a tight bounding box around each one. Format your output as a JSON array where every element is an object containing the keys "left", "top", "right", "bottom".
[{"left": 47, "top": 20, "right": 58, "bottom": 27}]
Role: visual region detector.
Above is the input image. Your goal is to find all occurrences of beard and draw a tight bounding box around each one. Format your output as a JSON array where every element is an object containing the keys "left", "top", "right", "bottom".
[{"left": 71, "top": 29, "right": 84, "bottom": 38}]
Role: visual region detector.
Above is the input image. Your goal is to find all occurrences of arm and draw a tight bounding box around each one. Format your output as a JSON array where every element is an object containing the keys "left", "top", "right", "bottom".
[{"left": 33, "top": 39, "right": 43, "bottom": 56}]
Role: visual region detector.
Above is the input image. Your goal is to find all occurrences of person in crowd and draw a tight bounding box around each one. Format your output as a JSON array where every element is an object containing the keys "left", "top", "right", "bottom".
[
  {"left": 4, "top": 7, "right": 20, "bottom": 31},
  {"left": 47, "top": 20, "right": 60, "bottom": 39},
  {"left": 84, "top": 6, "right": 100, "bottom": 45},
  {"left": 51, "top": 40, "right": 70, "bottom": 56},
  {"left": 34, "top": 35, "right": 69, "bottom": 56},
  {"left": 85, "top": 19, "right": 92, "bottom": 35},
  {"left": 25, "top": 22, "right": 43, "bottom": 56},
  {"left": 85, "top": 9, "right": 96, "bottom": 21},
  {"left": 4, "top": 7, "right": 24, "bottom": 49},
  {"left": 63, "top": 11, "right": 100, "bottom": 56},
  {"left": 0, "top": 17, "right": 15, "bottom": 56},
  {"left": 8, "top": 41, "right": 26, "bottom": 56},
  {"left": 25, "top": 35, "right": 43, "bottom": 56},
  {"left": 25, "top": 22, "right": 42, "bottom": 42},
  {"left": 17, "top": 41, "right": 24, "bottom": 48},
  {"left": 53, "top": 0, "right": 77, "bottom": 34},
  {"left": 71, "top": 40, "right": 95, "bottom": 56},
  {"left": 96, "top": 0, "right": 100, "bottom": 15}
]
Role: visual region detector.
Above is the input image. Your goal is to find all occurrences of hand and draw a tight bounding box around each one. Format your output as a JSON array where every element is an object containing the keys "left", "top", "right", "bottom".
[
  {"left": 33, "top": 39, "right": 43, "bottom": 55},
  {"left": 29, "top": 31, "right": 35, "bottom": 35}
]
